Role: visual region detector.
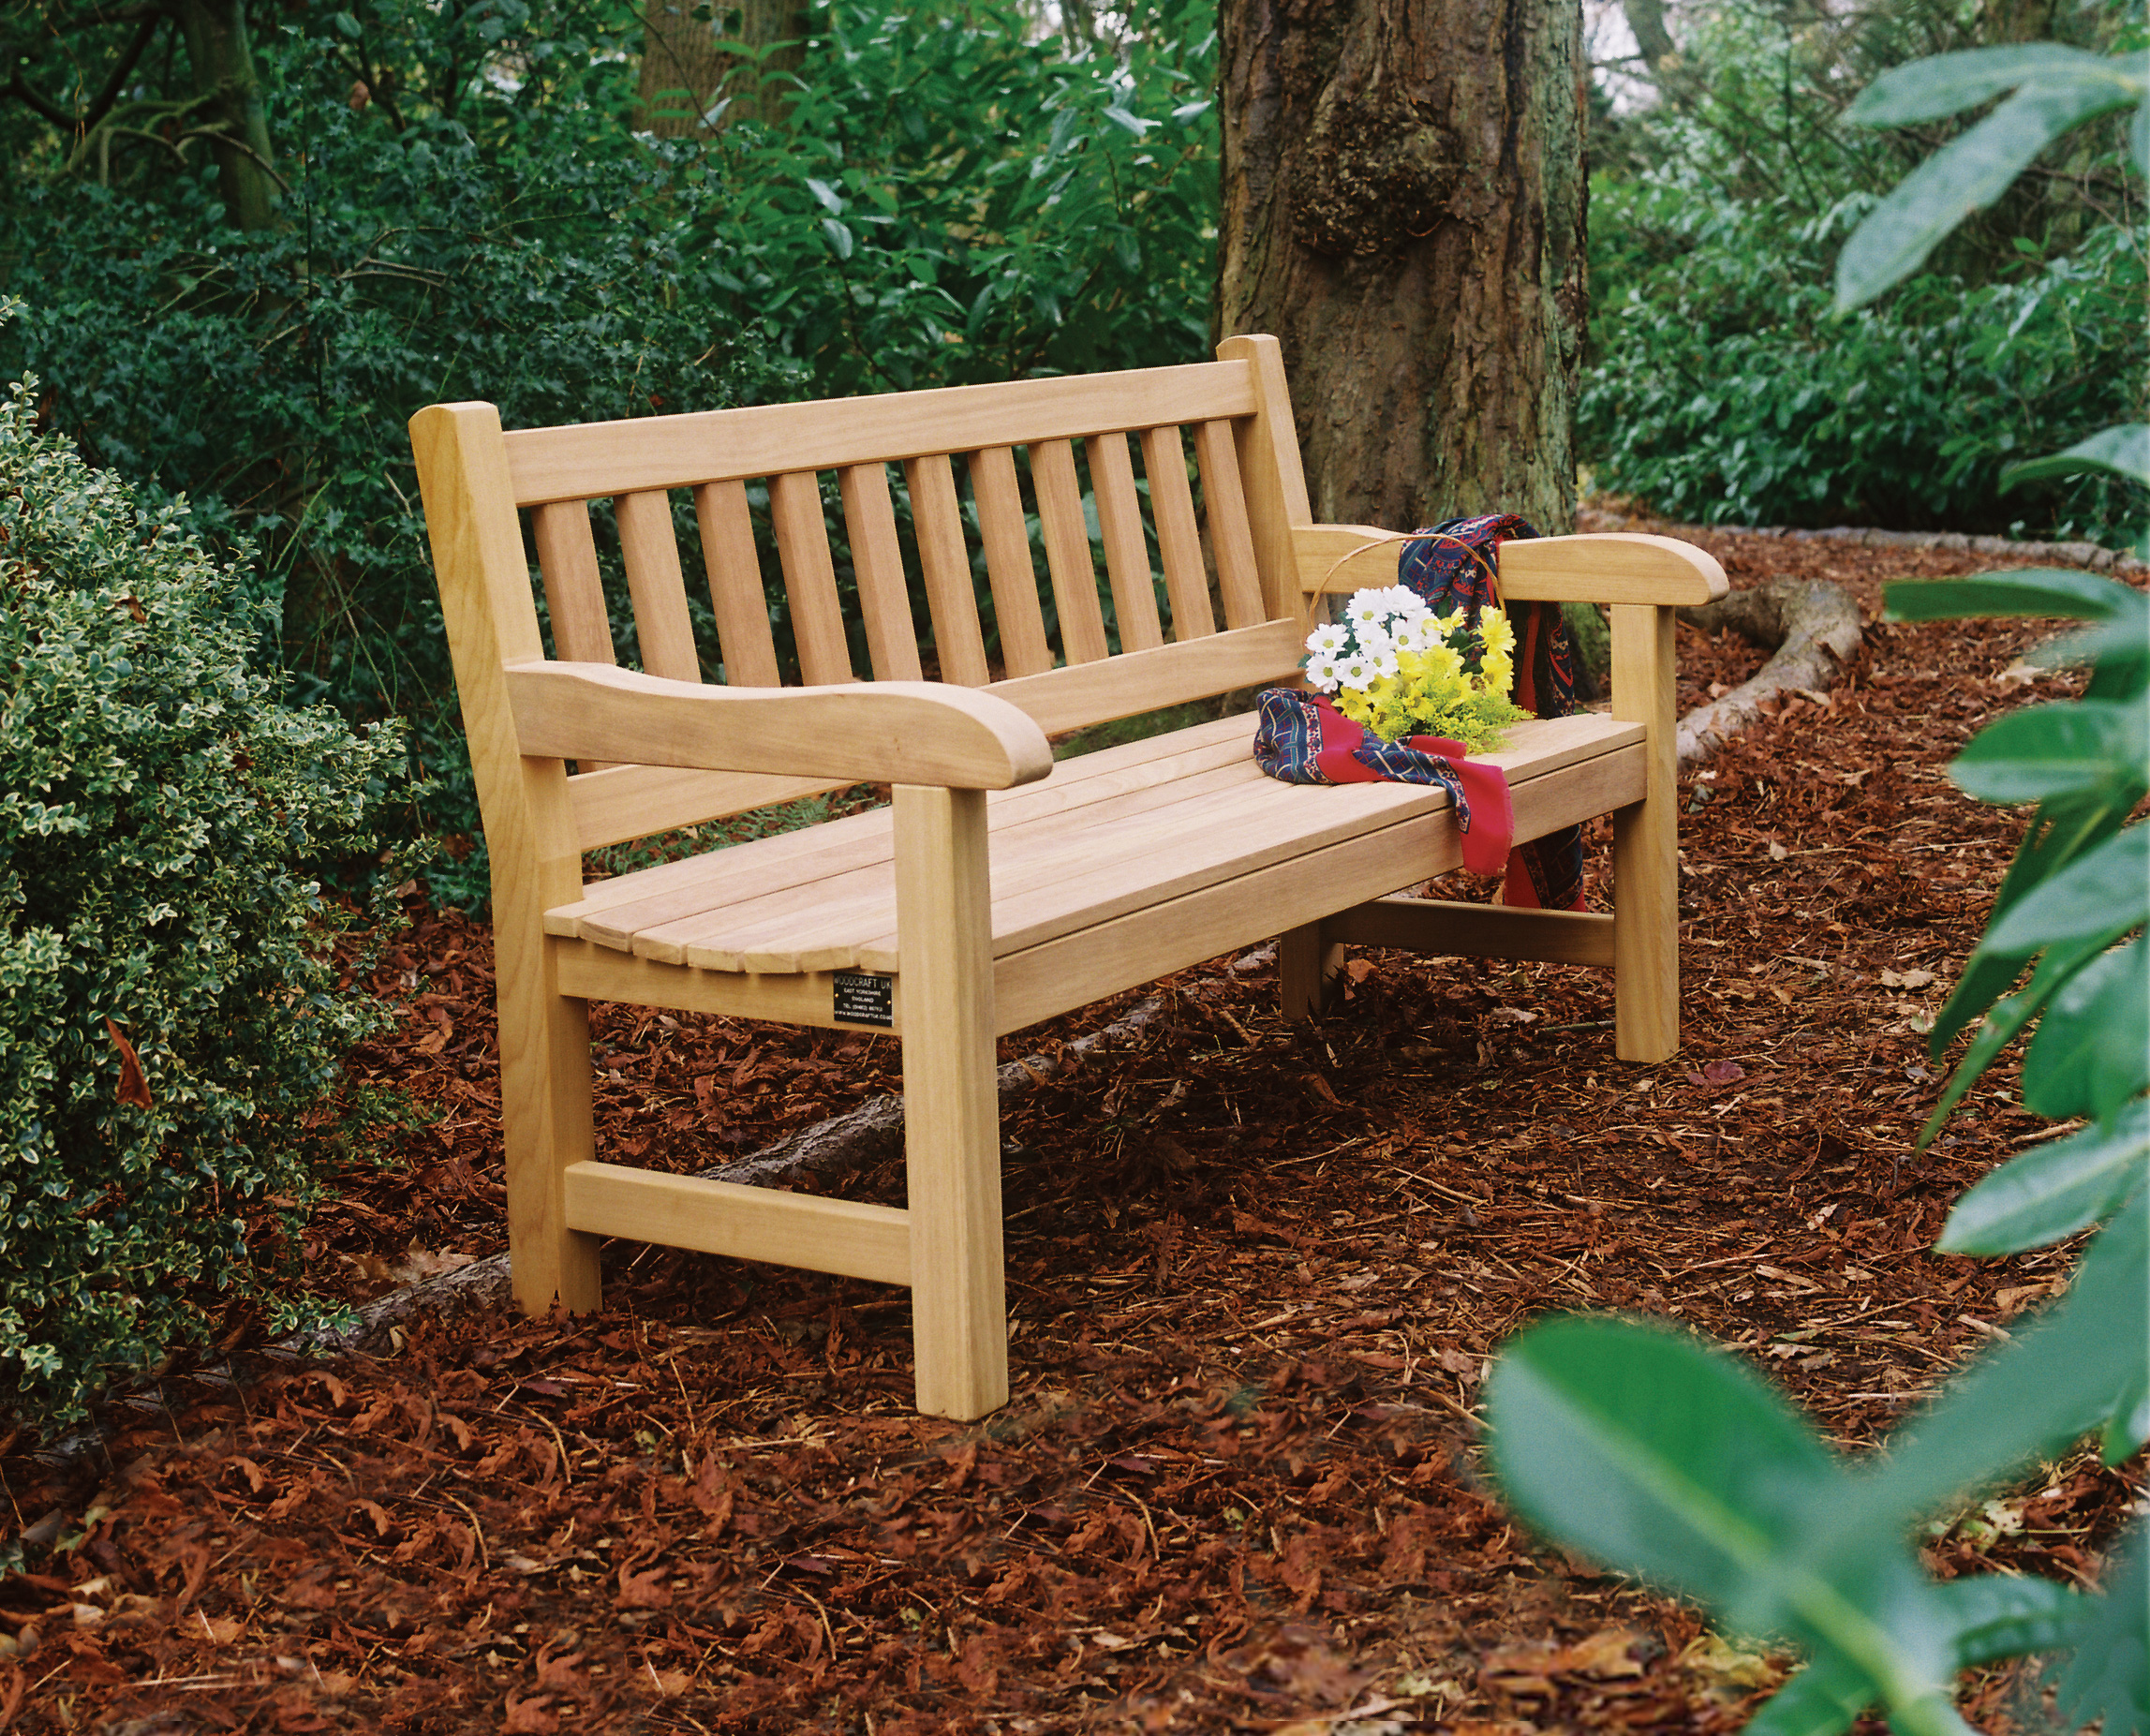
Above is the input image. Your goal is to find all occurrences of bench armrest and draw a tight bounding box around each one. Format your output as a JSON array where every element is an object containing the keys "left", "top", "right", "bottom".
[
  {"left": 507, "top": 661, "right": 1055, "bottom": 790},
  {"left": 1297, "top": 526, "right": 1727, "bottom": 606}
]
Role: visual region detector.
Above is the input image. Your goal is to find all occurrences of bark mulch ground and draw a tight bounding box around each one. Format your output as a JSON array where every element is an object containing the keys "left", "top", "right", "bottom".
[{"left": 3, "top": 525, "right": 2143, "bottom": 1734}]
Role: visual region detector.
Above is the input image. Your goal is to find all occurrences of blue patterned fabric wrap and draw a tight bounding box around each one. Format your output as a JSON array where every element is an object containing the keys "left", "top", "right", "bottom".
[{"left": 1252, "top": 687, "right": 1473, "bottom": 828}]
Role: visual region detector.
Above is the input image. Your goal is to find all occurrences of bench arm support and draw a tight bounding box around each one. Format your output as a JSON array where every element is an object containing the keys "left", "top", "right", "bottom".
[
  {"left": 1297, "top": 526, "right": 1727, "bottom": 606},
  {"left": 506, "top": 661, "right": 1055, "bottom": 790}
]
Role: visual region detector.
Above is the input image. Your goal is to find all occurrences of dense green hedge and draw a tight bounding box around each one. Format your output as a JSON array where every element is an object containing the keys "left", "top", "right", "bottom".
[{"left": 0, "top": 353, "right": 407, "bottom": 1430}]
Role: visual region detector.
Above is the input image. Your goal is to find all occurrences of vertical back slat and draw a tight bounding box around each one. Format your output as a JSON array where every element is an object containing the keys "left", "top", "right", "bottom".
[
  {"left": 768, "top": 469, "right": 856, "bottom": 685},
  {"left": 1194, "top": 420, "right": 1268, "bottom": 630},
  {"left": 1030, "top": 438, "right": 1109, "bottom": 666},
  {"left": 905, "top": 454, "right": 991, "bottom": 687},
  {"left": 1139, "top": 424, "right": 1214, "bottom": 641},
  {"left": 967, "top": 447, "right": 1055, "bottom": 678},
  {"left": 1086, "top": 432, "right": 1163, "bottom": 652},
  {"left": 530, "top": 500, "right": 616, "bottom": 664},
  {"left": 691, "top": 479, "right": 781, "bottom": 689},
  {"left": 837, "top": 463, "right": 925, "bottom": 681},
  {"left": 614, "top": 490, "right": 701, "bottom": 682}
]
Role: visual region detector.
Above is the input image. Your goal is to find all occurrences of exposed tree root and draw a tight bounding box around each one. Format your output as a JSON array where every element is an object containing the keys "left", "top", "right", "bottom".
[{"left": 1676, "top": 578, "right": 1864, "bottom": 765}]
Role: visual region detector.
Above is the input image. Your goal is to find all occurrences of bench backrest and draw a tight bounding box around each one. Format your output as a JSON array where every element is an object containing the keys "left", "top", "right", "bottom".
[{"left": 413, "top": 334, "right": 1314, "bottom": 865}]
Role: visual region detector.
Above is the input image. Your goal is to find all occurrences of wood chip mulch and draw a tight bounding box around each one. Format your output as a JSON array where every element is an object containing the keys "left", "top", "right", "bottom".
[{"left": 4, "top": 527, "right": 2143, "bottom": 1735}]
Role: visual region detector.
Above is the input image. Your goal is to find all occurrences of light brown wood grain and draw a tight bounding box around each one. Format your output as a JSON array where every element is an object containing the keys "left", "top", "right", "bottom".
[
  {"left": 904, "top": 453, "right": 991, "bottom": 687},
  {"left": 410, "top": 402, "right": 601, "bottom": 1315},
  {"left": 1193, "top": 418, "right": 1268, "bottom": 631},
  {"left": 509, "top": 661, "right": 1053, "bottom": 789},
  {"left": 985, "top": 617, "right": 1301, "bottom": 736},
  {"left": 568, "top": 764, "right": 849, "bottom": 853},
  {"left": 769, "top": 469, "right": 855, "bottom": 685},
  {"left": 1031, "top": 438, "right": 1108, "bottom": 666},
  {"left": 839, "top": 461, "right": 926, "bottom": 681},
  {"left": 553, "top": 940, "right": 901, "bottom": 1031},
  {"left": 991, "top": 740, "right": 1645, "bottom": 1034},
  {"left": 530, "top": 500, "right": 616, "bottom": 665},
  {"left": 1296, "top": 525, "right": 1729, "bottom": 607},
  {"left": 565, "top": 1161, "right": 911, "bottom": 1285},
  {"left": 1323, "top": 897, "right": 1616, "bottom": 964},
  {"left": 1217, "top": 334, "right": 1312, "bottom": 625},
  {"left": 503, "top": 360, "right": 1259, "bottom": 503},
  {"left": 1278, "top": 923, "right": 1342, "bottom": 1020},
  {"left": 1140, "top": 423, "right": 1214, "bottom": 640},
  {"left": 896, "top": 784, "right": 1008, "bottom": 1418},
  {"left": 968, "top": 446, "right": 1054, "bottom": 678},
  {"left": 693, "top": 478, "right": 781, "bottom": 688},
  {"left": 1088, "top": 431, "right": 1164, "bottom": 652},
  {"left": 615, "top": 489, "right": 702, "bottom": 682},
  {"left": 1612, "top": 602, "right": 1681, "bottom": 1061}
]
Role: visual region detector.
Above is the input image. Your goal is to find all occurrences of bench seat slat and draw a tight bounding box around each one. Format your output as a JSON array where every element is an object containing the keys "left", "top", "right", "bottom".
[
  {"left": 636, "top": 760, "right": 1274, "bottom": 971},
  {"left": 548, "top": 712, "right": 1644, "bottom": 976}
]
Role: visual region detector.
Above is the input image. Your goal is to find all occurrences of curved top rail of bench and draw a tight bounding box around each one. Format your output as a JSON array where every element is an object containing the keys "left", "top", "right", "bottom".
[{"left": 497, "top": 362, "right": 1262, "bottom": 507}]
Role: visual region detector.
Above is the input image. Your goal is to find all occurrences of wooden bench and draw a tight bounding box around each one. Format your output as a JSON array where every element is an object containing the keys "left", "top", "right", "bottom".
[{"left": 410, "top": 334, "right": 1726, "bottom": 1420}]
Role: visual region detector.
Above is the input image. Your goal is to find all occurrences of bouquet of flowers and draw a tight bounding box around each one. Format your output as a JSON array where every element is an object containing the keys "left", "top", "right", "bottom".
[{"left": 1301, "top": 586, "right": 1529, "bottom": 753}]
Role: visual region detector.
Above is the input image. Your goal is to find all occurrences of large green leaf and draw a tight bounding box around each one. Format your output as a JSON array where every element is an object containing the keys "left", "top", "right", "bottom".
[
  {"left": 1857, "top": 1186, "right": 2150, "bottom": 1522},
  {"left": 1487, "top": 1319, "right": 1965, "bottom": 1733},
  {"left": 1981, "top": 823, "right": 2149, "bottom": 956},
  {"left": 1939, "top": 1099, "right": 2150, "bottom": 1254},
  {"left": 2054, "top": 1524, "right": 2148, "bottom": 1736},
  {"left": 1950, "top": 698, "right": 2149, "bottom": 807},
  {"left": 1845, "top": 45, "right": 2133, "bottom": 126},
  {"left": 1743, "top": 1654, "right": 1873, "bottom": 1736},
  {"left": 1884, "top": 570, "right": 2142, "bottom": 624},
  {"left": 2001, "top": 423, "right": 2150, "bottom": 494},
  {"left": 1921, "top": 933, "right": 2109, "bottom": 1140},
  {"left": 2022, "top": 938, "right": 2150, "bottom": 1120},
  {"left": 1935, "top": 1574, "right": 2090, "bottom": 1666},
  {"left": 1837, "top": 78, "right": 2147, "bottom": 310}
]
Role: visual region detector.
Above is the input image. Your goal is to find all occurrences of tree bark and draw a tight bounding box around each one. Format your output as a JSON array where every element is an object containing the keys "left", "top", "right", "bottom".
[
  {"left": 173, "top": 0, "right": 278, "bottom": 230},
  {"left": 636, "top": 0, "right": 806, "bottom": 134},
  {"left": 1218, "top": 0, "right": 1586, "bottom": 536}
]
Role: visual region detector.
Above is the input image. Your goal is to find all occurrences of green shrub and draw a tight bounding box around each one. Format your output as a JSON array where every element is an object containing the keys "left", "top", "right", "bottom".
[
  {"left": 1581, "top": 188, "right": 2148, "bottom": 542},
  {"left": 0, "top": 351, "right": 408, "bottom": 1432}
]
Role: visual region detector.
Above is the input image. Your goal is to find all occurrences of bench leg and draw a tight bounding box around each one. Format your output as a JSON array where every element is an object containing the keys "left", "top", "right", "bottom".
[
  {"left": 497, "top": 941, "right": 604, "bottom": 1313},
  {"left": 1610, "top": 603, "right": 1680, "bottom": 1061},
  {"left": 895, "top": 784, "right": 1009, "bottom": 1420},
  {"left": 1279, "top": 921, "right": 1342, "bottom": 1020}
]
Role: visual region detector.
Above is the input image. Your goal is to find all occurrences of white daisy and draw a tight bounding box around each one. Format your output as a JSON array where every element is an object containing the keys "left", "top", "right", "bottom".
[
  {"left": 1335, "top": 653, "right": 1374, "bottom": 690},
  {"left": 1305, "top": 623, "right": 1347, "bottom": 658},
  {"left": 1370, "top": 649, "right": 1400, "bottom": 680},
  {"left": 1303, "top": 653, "right": 1342, "bottom": 692}
]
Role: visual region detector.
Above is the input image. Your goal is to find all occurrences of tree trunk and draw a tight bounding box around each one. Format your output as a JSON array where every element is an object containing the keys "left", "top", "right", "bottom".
[
  {"left": 1218, "top": 0, "right": 1586, "bottom": 536},
  {"left": 172, "top": 0, "right": 277, "bottom": 230},
  {"left": 636, "top": 0, "right": 807, "bottom": 134}
]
